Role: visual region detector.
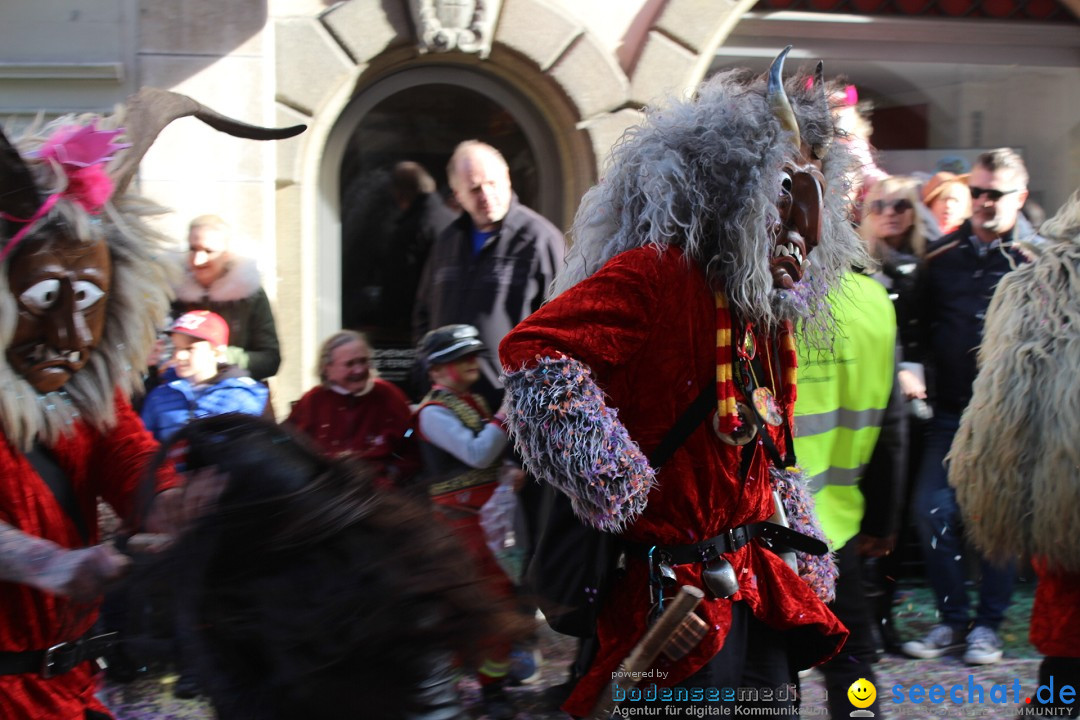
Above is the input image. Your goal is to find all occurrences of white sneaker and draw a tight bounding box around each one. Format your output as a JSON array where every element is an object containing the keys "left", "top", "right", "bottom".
[
  {"left": 963, "top": 626, "right": 1003, "bottom": 664},
  {"left": 901, "top": 624, "right": 964, "bottom": 659}
]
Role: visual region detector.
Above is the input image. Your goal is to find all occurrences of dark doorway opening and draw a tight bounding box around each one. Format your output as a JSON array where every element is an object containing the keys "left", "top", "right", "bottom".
[{"left": 339, "top": 82, "right": 539, "bottom": 398}]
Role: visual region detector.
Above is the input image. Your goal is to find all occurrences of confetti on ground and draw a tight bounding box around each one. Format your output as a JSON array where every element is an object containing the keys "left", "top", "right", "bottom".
[{"left": 100, "top": 581, "right": 1041, "bottom": 718}]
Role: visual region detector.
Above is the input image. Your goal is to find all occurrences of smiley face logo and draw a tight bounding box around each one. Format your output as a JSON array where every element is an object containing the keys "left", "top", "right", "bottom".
[{"left": 847, "top": 677, "right": 876, "bottom": 709}]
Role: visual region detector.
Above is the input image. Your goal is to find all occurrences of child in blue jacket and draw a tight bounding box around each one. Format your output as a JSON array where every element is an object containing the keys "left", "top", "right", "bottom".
[{"left": 141, "top": 310, "right": 269, "bottom": 443}]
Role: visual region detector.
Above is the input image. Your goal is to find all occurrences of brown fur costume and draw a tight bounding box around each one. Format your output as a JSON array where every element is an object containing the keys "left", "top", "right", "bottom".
[{"left": 949, "top": 191, "right": 1080, "bottom": 572}]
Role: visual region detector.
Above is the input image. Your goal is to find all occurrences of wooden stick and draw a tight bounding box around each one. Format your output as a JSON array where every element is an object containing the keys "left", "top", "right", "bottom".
[{"left": 587, "top": 585, "right": 705, "bottom": 720}]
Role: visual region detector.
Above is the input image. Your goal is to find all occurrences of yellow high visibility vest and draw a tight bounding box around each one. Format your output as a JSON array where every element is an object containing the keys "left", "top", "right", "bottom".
[{"left": 793, "top": 272, "right": 896, "bottom": 549}]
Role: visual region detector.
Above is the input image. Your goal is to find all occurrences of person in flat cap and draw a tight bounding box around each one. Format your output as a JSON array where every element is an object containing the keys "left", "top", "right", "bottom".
[{"left": 414, "top": 324, "right": 519, "bottom": 720}]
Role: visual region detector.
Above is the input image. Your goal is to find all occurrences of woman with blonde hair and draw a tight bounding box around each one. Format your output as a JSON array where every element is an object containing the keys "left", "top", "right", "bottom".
[
  {"left": 859, "top": 175, "right": 926, "bottom": 263},
  {"left": 857, "top": 175, "right": 931, "bottom": 654},
  {"left": 859, "top": 176, "right": 928, "bottom": 353},
  {"left": 285, "top": 330, "right": 416, "bottom": 482},
  {"left": 858, "top": 174, "right": 932, "bottom": 392}
]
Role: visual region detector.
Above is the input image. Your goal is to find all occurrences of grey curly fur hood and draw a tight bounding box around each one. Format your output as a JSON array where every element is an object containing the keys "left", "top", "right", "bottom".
[
  {"left": 949, "top": 191, "right": 1080, "bottom": 572},
  {"left": 554, "top": 65, "right": 869, "bottom": 339}
]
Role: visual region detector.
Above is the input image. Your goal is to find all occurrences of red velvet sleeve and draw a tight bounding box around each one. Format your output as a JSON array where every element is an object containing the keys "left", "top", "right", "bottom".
[
  {"left": 94, "top": 391, "right": 178, "bottom": 522},
  {"left": 499, "top": 246, "right": 665, "bottom": 379}
]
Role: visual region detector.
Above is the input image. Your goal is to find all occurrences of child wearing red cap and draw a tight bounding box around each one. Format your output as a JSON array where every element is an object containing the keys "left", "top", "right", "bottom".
[
  {"left": 138, "top": 310, "right": 271, "bottom": 698},
  {"left": 141, "top": 311, "right": 270, "bottom": 444}
]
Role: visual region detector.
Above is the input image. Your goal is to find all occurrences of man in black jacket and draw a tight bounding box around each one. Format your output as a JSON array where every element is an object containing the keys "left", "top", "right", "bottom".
[
  {"left": 412, "top": 141, "right": 565, "bottom": 410},
  {"left": 902, "top": 148, "right": 1033, "bottom": 666}
]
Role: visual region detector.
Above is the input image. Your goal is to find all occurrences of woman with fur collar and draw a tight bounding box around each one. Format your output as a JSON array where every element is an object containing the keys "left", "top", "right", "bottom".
[{"left": 172, "top": 214, "right": 281, "bottom": 382}]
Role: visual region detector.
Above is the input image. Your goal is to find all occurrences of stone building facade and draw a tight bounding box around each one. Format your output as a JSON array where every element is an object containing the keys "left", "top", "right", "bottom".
[{"left": 1, "top": 0, "right": 1076, "bottom": 411}]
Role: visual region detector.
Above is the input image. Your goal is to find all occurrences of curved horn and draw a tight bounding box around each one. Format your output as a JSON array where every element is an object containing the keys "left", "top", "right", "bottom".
[
  {"left": 814, "top": 61, "right": 826, "bottom": 95},
  {"left": 767, "top": 45, "right": 800, "bottom": 150},
  {"left": 108, "top": 88, "right": 307, "bottom": 196},
  {"left": 811, "top": 61, "right": 831, "bottom": 160}
]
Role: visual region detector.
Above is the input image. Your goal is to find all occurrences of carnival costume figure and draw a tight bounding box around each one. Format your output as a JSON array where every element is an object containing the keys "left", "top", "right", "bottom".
[
  {"left": 142, "top": 414, "right": 521, "bottom": 720},
  {"left": 0, "top": 90, "right": 302, "bottom": 718},
  {"left": 949, "top": 191, "right": 1080, "bottom": 716},
  {"left": 499, "top": 48, "right": 870, "bottom": 716}
]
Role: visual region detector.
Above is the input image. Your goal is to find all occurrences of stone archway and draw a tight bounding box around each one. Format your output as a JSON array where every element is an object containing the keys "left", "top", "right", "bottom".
[{"left": 268, "top": 0, "right": 757, "bottom": 410}]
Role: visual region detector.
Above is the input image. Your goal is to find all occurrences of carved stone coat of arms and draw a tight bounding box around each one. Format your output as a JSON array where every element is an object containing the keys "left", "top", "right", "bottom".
[{"left": 409, "top": 0, "right": 502, "bottom": 58}]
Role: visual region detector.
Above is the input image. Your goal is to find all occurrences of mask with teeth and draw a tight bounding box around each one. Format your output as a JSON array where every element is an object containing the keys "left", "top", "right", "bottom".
[
  {"left": 6, "top": 222, "right": 111, "bottom": 394},
  {"left": 551, "top": 46, "right": 869, "bottom": 342},
  {"left": 0, "top": 90, "right": 304, "bottom": 450}
]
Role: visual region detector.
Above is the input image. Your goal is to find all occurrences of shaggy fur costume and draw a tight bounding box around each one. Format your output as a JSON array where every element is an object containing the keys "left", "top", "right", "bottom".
[
  {"left": 143, "top": 415, "right": 522, "bottom": 720},
  {"left": 553, "top": 67, "right": 868, "bottom": 342},
  {"left": 770, "top": 465, "right": 838, "bottom": 602},
  {"left": 500, "top": 55, "right": 861, "bottom": 716},
  {"left": 950, "top": 191, "right": 1080, "bottom": 573},
  {"left": 0, "top": 94, "right": 298, "bottom": 719},
  {"left": 501, "top": 354, "right": 654, "bottom": 532},
  {"left": 506, "top": 65, "right": 863, "bottom": 560},
  {"left": 0, "top": 115, "right": 173, "bottom": 451}
]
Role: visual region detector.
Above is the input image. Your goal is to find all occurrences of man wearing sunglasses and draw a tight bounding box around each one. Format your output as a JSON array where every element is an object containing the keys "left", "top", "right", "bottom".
[{"left": 903, "top": 148, "right": 1035, "bottom": 666}]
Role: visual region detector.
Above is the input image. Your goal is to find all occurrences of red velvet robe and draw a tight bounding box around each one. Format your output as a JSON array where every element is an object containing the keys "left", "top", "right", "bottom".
[
  {"left": 0, "top": 394, "right": 172, "bottom": 719},
  {"left": 500, "top": 246, "right": 847, "bottom": 716}
]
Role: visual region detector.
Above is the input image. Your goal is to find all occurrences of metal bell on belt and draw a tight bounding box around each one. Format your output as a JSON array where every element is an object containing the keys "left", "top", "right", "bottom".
[{"left": 701, "top": 556, "right": 739, "bottom": 599}]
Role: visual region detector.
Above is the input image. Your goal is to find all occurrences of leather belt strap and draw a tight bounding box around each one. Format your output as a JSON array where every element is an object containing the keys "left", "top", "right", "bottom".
[
  {"left": 639, "top": 521, "right": 828, "bottom": 566},
  {"left": 0, "top": 631, "right": 118, "bottom": 678}
]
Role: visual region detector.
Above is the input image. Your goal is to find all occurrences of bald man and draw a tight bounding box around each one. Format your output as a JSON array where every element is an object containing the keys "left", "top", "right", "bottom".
[{"left": 412, "top": 141, "right": 565, "bottom": 410}]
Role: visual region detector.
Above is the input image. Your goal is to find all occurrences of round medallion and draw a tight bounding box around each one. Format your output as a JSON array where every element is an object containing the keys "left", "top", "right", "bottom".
[
  {"left": 753, "top": 387, "right": 784, "bottom": 427},
  {"left": 713, "top": 403, "right": 758, "bottom": 446}
]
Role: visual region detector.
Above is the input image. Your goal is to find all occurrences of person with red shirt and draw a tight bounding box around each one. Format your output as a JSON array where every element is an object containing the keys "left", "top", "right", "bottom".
[{"left": 286, "top": 330, "right": 415, "bottom": 482}]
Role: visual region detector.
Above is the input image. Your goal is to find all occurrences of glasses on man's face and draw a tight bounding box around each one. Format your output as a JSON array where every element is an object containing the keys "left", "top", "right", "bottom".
[
  {"left": 970, "top": 187, "right": 1019, "bottom": 202},
  {"left": 869, "top": 198, "right": 913, "bottom": 215}
]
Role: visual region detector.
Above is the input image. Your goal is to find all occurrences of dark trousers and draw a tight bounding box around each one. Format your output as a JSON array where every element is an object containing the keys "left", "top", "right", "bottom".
[
  {"left": 820, "top": 541, "right": 881, "bottom": 717},
  {"left": 873, "top": 414, "right": 928, "bottom": 646},
  {"left": 617, "top": 601, "right": 798, "bottom": 718},
  {"left": 913, "top": 412, "right": 1015, "bottom": 630}
]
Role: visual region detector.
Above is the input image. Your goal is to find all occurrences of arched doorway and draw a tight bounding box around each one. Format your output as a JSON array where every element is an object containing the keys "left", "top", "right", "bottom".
[{"left": 330, "top": 65, "right": 564, "bottom": 396}]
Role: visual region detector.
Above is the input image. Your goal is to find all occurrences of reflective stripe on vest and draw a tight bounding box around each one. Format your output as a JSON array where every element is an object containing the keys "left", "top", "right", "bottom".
[{"left": 793, "top": 273, "right": 896, "bottom": 549}]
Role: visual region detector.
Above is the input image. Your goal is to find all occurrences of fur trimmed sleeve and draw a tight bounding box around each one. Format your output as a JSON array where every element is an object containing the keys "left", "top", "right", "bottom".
[
  {"left": 503, "top": 355, "right": 654, "bottom": 532},
  {"left": 498, "top": 247, "right": 677, "bottom": 531}
]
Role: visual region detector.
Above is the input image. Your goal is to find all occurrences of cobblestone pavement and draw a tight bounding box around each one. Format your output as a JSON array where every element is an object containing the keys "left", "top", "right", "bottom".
[{"left": 100, "top": 584, "right": 1042, "bottom": 718}]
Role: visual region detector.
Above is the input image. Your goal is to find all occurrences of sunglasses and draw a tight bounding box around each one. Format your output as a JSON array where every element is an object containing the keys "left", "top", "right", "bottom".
[
  {"left": 869, "top": 198, "right": 913, "bottom": 215},
  {"left": 970, "top": 187, "right": 1019, "bottom": 202}
]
